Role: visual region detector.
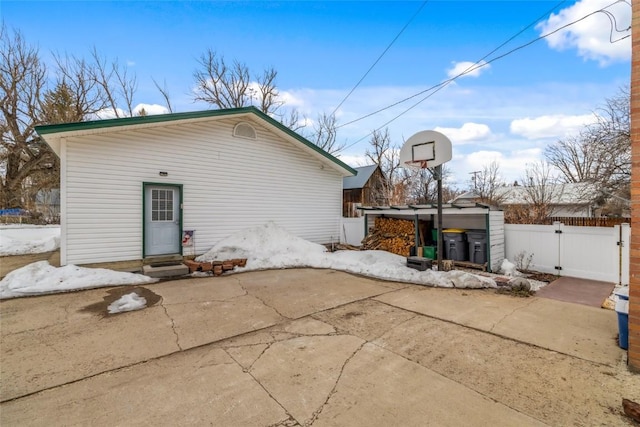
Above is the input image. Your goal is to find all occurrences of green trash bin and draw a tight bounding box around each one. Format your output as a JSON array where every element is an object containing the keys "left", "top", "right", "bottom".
[{"left": 423, "top": 246, "right": 436, "bottom": 259}]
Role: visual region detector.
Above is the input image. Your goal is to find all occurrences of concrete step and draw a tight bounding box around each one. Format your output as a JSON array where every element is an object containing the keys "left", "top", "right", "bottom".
[{"left": 142, "top": 263, "right": 189, "bottom": 279}]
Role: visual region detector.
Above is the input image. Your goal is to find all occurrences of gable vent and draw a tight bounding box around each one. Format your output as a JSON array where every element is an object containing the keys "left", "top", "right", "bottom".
[{"left": 233, "top": 122, "right": 257, "bottom": 139}]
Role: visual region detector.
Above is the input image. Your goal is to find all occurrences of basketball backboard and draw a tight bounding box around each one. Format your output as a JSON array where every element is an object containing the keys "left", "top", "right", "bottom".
[{"left": 399, "top": 130, "right": 452, "bottom": 169}]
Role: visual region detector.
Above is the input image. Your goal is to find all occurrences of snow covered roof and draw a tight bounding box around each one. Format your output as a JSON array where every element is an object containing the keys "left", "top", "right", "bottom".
[
  {"left": 453, "top": 182, "right": 597, "bottom": 206},
  {"left": 343, "top": 164, "right": 380, "bottom": 190},
  {"left": 35, "top": 106, "right": 356, "bottom": 177}
]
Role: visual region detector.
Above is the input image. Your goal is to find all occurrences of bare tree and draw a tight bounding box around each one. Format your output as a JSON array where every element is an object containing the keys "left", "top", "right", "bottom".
[
  {"left": 472, "top": 160, "right": 506, "bottom": 206},
  {"left": 545, "top": 86, "right": 630, "bottom": 197},
  {"left": 365, "top": 128, "right": 408, "bottom": 205},
  {"left": 1, "top": 24, "right": 169, "bottom": 210},
  {"left": 152, "top": 78, "right": 173, "bottom": 113},
  {"left": 52, "top": 53, "right": 108, "bottom": 119},
  {"left": 0, "top": 25, "right": 53, "bottom": 208},
  {"left": 405, "top": 164, "right": 456, "bottom": 204},
  {"left": 192, "top": 49, "right": 310, "bottom": 132},
  {"left": 193, "top": 50, "right": 280, "bottom": 113},
  {"left": 312, "top": 112, "right": 344, "bottom": 155},
  {"left": 279, "top": 108, "right": 307, "bottom": 133},
  {"left": 518, "top": 161, "right": 563, "bottom": 222}
]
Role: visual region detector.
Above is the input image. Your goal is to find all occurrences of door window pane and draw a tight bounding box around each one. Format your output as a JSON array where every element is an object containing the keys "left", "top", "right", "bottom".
[{"left": 151, "top": 189, "right": 174, "bottom": 222}]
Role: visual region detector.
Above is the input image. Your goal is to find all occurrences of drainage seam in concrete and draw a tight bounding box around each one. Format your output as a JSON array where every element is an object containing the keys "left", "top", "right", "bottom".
[
  {"left": 373, "top": 298, "right": 617, "bottom": 368},
  {"left": 363, "top": 339, "right": 552, "bottom": 427}
]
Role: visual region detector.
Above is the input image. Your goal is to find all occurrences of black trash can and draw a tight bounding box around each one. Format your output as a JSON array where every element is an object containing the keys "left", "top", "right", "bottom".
[
  {"left": 466, "top": 230, "right": 487, "bottom": 265},
  {"left": 443, "top": 229, "right": 467, "bottom": 261}
]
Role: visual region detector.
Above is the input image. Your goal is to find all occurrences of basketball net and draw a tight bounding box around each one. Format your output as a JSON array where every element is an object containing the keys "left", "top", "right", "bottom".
[{"left": 404, "top": 160, "right": 429, "bottom": 169}]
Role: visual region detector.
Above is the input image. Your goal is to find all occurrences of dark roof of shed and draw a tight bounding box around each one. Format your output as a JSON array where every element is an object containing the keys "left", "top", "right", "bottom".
[{"left": 343, "top": 164, "right": 380, "bottom": 190}]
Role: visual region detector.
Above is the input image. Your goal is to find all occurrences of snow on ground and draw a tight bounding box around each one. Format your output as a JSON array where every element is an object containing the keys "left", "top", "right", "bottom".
[
  {"left": 107, "top": 292, "right": 147, "bottom": 314},
  {"left": 0, "top": 224, "right": 60, "bottom": 256},
  {"left": 196, "top": 221, "right": 497, "bottom": 289},
  {"left": 0, "top": 261, "right": 158, "bottom": 299},
  {"left": 2, "top": 221, "right": 549, "bottom": 300}
]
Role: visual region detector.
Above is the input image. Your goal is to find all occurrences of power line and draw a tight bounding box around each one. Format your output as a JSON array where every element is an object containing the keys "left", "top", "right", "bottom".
[
  {"left": 337, "top": 0, "right": 629, "bottom": 152},
  {"left": 330, "top": 1, "right": 429, "bottom": 117},
  {"left": 336, "top": 0, "right": 567, "bottom": 136}
]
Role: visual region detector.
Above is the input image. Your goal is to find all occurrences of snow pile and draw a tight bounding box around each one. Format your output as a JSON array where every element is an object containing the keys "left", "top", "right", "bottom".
[
  {"left": 108, "top": 292, "right": 147, "bottom": 314},
  {"left": 196, "top": 221, "right": 496, "bottom": 289},
  {"left": 1, "top": 221, "right": 500, "bottom": 300},
  {"left": 499, "top": 259, "right": 522, "bottom": 277},
  {"left": 0, "top": 225, "right": 60, "bottom": 256},
  {"left": 0, "top": 261, "right": 158, "bottom": 299},
  {"left": 197, "top": 221, "right": 327, "bottom": 269}
]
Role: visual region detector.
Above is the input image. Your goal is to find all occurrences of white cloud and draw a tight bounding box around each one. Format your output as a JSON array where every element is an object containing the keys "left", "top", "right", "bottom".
[
  {"left": 446, "top": 60, "right": 490, "bottom": 79},
  {"left": 536, "top": 0, "right": 631, "bottom": 65},
  {"left": 133, "top": 103, "right": 170, "bottom": 116},
  {"left": 93, "top": 108, "right": 126, "bottom": 120},
  {"left": 510, "top": 113, "right": 598, "bottom": 139},
  {"left": 126, "top": 60, "right": 136, "bottom": 67},
  {"left": 91, "top": 103, "right": 169, "bottom": 120},
  {"left": 336, "top": 153, "right": 372, "bottom": 168},
  {"left": 434, "top": 123, "right": 492, "bottom": 144},
  {"left": 279, "top": 89, "right": 309, "bottom": 109},
  {"left": 447, "top": 147, "right": 545, "bottom": 188}
]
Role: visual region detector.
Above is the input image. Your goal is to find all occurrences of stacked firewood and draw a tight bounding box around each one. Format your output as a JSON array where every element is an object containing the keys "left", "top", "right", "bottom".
[
  {"left": 361, "top": 217, "right": 415, "bottom": 257},
  {"left": 184, "top": 259, "right": 247, "bottom": 276}
]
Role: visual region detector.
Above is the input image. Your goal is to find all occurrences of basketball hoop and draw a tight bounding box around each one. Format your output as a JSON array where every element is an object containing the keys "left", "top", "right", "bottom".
[
  {"left": 404, "top": 160, "right": 429, "bottom": 169},
  {"left": 399, "top": 130, "right": 452, "bottom": 171}
]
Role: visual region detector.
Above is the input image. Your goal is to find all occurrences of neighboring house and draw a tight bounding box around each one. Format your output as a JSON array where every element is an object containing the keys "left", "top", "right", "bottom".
[
  {"left": 35, "top": 107, "right": 355, "bottom": 269},
  {"left": 342, "top": 164, "right": 386, "bottom": 217},
  {"left": 451, "top": 182, "right": 599, "bottom": 217}
]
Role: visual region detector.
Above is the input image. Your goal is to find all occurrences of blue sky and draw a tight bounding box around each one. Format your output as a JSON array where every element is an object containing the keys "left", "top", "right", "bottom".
[{"left": 3, "top": 0, "right": 632, "bottom": 188}]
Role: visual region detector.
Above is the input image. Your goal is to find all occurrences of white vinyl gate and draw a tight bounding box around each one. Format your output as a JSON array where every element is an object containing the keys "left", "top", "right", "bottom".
[{"left": 504, "top": 222, "right": 630, "bottom": 285}]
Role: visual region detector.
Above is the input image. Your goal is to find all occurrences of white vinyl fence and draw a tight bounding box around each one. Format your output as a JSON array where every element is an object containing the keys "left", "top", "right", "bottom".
[
  {"left": 341, "top": 217, "right": 365, "bottom": 246},
  {"left": 340, "top": 218, "right": 630, "bottom": 285},
  {"left": 504, "top": 222, "right": 630, "bottom": 285}
]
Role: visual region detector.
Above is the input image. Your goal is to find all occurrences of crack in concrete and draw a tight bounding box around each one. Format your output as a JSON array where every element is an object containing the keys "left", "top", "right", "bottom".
[
  {"left": 488, "top": 297, "right": 537, "bottom": 333},
  {"left": 234, "top": 277, "right": 291, "bottom": 320},
  {"left": 305, "top": 340, "right": 367, "bottom": 426},
  {"left": 267, "top": 415, "right": 302, "bottom": 427},
  {"left": 246, "top": 342, "right": 273, "bottom": 373},
  {"left": 1, "top": 322, "right": 59, "bottom": 338},
  {"left": 223, "top": 345, "right": 300, "bottom": 426},
  {"left": 160, "top": 299, "right": 182, "bottom": 351}
]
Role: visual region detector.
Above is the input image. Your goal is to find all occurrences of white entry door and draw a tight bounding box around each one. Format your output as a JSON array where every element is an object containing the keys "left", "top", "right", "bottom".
[{"left": 144, "top": 185, "right": 181, "bottom": 257}]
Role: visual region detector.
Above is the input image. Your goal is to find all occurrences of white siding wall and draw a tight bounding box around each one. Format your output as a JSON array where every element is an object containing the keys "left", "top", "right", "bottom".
[
  {"left": 62, "top": 117, "right": 343, "bottom": 265},
  {"left": 488, "top": 210, "right": 505, "bottom": 273}
]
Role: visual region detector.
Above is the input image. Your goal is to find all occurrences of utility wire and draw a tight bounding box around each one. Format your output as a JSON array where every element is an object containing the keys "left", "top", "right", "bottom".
[
  {"left": 330, "top": 0, "right": 429, "bottom": 117},
  {"left": 338, "top": 0, "right": 629, "bottom": 151},
  {"left": 337, "top": 0, "right": 567, "bottom": 133}
]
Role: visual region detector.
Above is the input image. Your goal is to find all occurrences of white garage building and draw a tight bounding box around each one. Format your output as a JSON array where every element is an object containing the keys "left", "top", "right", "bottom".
[{"left": 36, "top": 107, "right": 355, "bottom": 270}]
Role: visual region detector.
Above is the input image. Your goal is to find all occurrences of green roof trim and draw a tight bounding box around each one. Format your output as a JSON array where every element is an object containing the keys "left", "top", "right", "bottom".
[{"left": 35, "top": 106, "right": 356, "bottom": 175}]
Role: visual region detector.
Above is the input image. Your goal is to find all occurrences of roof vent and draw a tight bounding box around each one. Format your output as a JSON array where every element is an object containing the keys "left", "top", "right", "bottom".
[{"left": 233, "top": 122, "right": 257, "bottom": 139}]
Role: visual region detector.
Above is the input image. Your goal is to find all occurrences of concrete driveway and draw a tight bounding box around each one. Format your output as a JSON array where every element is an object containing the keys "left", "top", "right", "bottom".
[{"left": 1, "top": 268, "right": 638, "bottom": 426}]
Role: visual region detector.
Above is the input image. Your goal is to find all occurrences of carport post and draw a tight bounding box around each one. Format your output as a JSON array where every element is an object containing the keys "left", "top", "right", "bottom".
[
  {"left": 436, "top": 165, "right": 443, "bottom": 271},
  {"left": 414, "top": 214, "right": 419, "bottom": 249}
]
